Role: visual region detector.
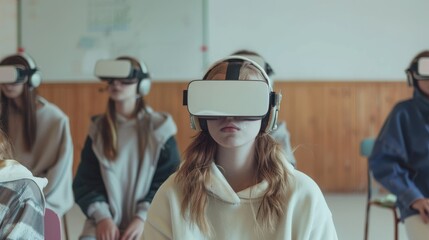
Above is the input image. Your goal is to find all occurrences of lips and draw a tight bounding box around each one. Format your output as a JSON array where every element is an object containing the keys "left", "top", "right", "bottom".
[{"left": 221, "top": 124, "right": 240, "bottom": 132}]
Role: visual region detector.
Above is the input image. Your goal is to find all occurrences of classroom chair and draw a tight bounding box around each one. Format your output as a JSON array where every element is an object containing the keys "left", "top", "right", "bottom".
[
  {"left": 44, "top": 208, "right": 62, "bottom": 240},
  {"left": 360, "top": 137, "right": 400, "bottom": 240},
  {"left": 63, "top": 214, "right": 70, "bottom": 240}
]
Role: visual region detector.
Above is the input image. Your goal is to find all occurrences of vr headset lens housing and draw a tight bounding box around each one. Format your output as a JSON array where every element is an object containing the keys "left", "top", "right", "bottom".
[
  {"left": 95, "top": 59, "right": 138, "bottom": 84},
  {"left": 417, "top": 58, "right": 429, "bottom": 78},
  {"left": 186, "top": 80, "right": 271, "bottom": 119},
  {"left": 0, "top": 65, "right": 27, "bottom": 84}
]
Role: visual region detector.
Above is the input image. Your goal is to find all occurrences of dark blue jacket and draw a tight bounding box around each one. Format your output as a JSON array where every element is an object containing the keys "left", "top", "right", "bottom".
[{"left": 369, "top": 89, "right": 429, "bottom": 221}]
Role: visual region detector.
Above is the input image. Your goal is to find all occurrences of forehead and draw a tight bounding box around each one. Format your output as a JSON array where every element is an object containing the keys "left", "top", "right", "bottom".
[{"left": 205, "top": 61, "right": 266, "bottom": 82}]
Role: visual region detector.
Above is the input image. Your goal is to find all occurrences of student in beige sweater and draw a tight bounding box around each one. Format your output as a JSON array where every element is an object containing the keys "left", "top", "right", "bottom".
[
  {"left": 0, "top": 53, "right": 73, "bottom": 217},
  {"left": 143, "top": 56, "right": 338, "bottom": 240}
]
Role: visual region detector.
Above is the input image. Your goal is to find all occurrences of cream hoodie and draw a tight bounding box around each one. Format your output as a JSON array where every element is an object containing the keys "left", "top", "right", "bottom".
[{"left": 143, "top": 162, "right": 338, "bottom": 240}]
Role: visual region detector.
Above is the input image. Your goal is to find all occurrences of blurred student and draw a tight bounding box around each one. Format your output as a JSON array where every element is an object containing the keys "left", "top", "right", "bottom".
[
  {"left": 369, "top": 50, "right": 429, "bottom": 240},
  {"left": 73, "top": 56, "right": 180, "bottom": 240},
  {"left": 231, "top": 50, "right": 297, "bottom": 167},
  {"left": 0, "top": 127, "right": 47, "bottom": 239},
  {"left": 0, "top": 53, "right": 73, "bottom": 217},
  {"left": 143, "top": 56, "right": 337, "bottom": 239}
]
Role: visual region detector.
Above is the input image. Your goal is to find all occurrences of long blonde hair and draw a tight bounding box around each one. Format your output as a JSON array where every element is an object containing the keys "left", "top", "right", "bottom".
[
  {"left": 0, "top": 128, "right": 14, "bottom": 168},
  {"left": 176, "top": 58, "right": 291, "bottom": 235}
]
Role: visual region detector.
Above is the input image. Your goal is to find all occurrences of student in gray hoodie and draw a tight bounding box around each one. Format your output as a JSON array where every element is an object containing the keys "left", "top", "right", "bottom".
[{"left": 73, "top": 56, "right": 181, "bottom": 240}]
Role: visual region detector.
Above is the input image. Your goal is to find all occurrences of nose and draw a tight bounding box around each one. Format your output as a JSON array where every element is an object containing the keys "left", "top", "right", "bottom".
[
  {"left": 224, "top": 116, "right": 237, "bottom": 121},
  {"left": 108, "top": 79, "right": 122, "bottom": 86}
]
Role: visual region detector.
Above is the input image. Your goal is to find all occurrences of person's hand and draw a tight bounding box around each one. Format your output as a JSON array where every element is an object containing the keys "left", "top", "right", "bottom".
[
  {"left": 120, "top": 217, "right": 144, "bottom": 240},
  {"left": 411, "top": 198, "right": 429, "bottom": 223},
  {"left": 96, "top": 218, "right": 120, "bottom": 240}
]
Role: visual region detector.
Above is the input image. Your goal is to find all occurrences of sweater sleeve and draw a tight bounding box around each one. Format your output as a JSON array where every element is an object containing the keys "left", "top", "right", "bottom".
[
  {"left": 42, "top": 116, "right": 74, "bottom": 216},
  {"left": 308, "top": 202, "right": 338, "bottom": 240},
  {"left": 369, "top": 106, "right": 424, "bottom": 209},
  {"left": 0, "top": 179, "right": 45, "bottom": 240},
  {"left": 73, "top": 136, "right": 111, "bottom": 220},
  {"left": 136, "top": 136, "right": 180, "bottom": 220},
  {"left": 297, "top": 172, "right": 338, "bottom": 240}
]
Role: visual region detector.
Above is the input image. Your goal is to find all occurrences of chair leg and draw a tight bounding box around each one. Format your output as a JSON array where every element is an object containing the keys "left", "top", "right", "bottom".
[
  {"left": 392, "top": 209, "right": 399, "bottom": 240},
  {"left": 63, "top": 214, "right": 70, "bottom": 240},
  {"left": 364, "top": 204, "right": 370, "bottom": 240}
]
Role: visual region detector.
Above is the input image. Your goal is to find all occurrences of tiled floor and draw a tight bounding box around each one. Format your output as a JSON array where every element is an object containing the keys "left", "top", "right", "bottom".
[
  {"left": 325, "top": 193, "right": 408, "bottom": 240},
  {"left": 62, "top": 193, "right": 409, "bottom": 240}
]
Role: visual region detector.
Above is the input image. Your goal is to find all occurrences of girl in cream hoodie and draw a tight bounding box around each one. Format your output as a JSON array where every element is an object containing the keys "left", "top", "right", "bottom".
[{"left": 143, "top": 56, "right": 338, "bottom": 240}]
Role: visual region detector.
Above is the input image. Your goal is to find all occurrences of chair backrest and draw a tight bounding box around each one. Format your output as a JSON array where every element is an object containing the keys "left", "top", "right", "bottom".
[
  {"left": 44, "top": 208, "right": 62, "bottom": 240},
  {"left": 360, "top": 137, "right": 397, "bottom": 204},
  {"left": 360, "top": 137, "right": 375, "bottom": 157}
]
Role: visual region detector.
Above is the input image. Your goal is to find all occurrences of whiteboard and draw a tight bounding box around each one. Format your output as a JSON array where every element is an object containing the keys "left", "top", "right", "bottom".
[
  {"left": 20, "top": 0, "right": 429, "bottom": 82},
  {"left": 21, "top": 0, "right": 203, "bottom": 82}
]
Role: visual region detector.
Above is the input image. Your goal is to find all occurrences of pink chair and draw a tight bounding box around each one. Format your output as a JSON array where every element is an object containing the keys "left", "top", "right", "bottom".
[{"left": 44, "top": 208, "right": 62, "bottom": 240}]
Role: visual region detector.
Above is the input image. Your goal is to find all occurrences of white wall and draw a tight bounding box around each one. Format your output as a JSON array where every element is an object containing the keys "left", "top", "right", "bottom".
[
  {"left": 5, "top": 0, "right": 429, "bottom": 82},
  {"left": 0, "top": 1, "right": 17, "bottom": 59},
  {"left": 208, "top": 0, "right": 429, "bottom": 81}
]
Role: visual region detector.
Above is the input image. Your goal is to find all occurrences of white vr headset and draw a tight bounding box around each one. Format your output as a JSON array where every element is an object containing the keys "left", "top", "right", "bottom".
[
  {"left": 183, "top": 80, "right": 278, "bottom": 119},
  {"left": 95, "top": 59, "right": 142, "bottom": 80},
  {"left": 415, "top": 57, "right": 429, "bottom": 79},
  {"left": 94, "top": 59, "right": 151, "bottom": 96},
  {"left": 0, "top": 65, "right": 35, "bottom": 84}
]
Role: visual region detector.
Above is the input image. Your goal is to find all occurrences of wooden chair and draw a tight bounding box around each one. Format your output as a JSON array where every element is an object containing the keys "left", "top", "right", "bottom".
[{"left": 360, "top": 137, "right": 400, "bottom": 240}]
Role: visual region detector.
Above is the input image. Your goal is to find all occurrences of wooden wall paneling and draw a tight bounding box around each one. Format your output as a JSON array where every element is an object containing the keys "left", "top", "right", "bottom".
[
  {"left": 278, "top": 83, "right": 324, "bottom": 181},
  {"left": 145, "top": 82, "right": 194, "bottom": 156},
  {"left": 276, "top": 81, "right": 412, "bottom": 192},
  {"left": 322, "top": 83, "right": 357, "bottom": 191},
  {"left": 38, "top": 83, "right": 108, "bottom": 174},
  {"left": 355, "top": 83, "right": 381, "bottom": 191},
  {"left": 36, "top": 81, "right": 413, "bottom": 192}
]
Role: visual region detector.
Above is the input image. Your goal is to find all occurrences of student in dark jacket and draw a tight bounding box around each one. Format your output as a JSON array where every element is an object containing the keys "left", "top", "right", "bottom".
[{"left": 369, "top": 50, "right": 429, "bottom": 240}]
